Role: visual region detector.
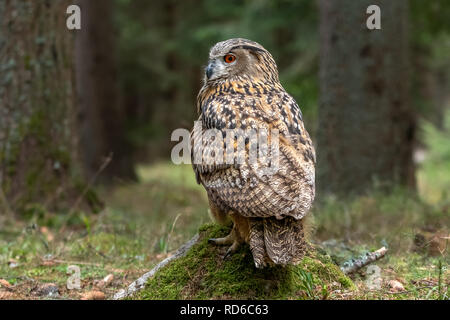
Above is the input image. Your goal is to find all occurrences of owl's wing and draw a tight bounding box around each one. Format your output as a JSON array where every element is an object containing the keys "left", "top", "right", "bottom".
[
  {"left": 191, "top": 92, "right": 280, "bottom": 183},
  {"left": 190, "top": 116, "right": 232, "bottom": 184},
  {"left": 196, "top": 92, "right": 315, "bottom": 220},
  {"left": 277, "top": 92, "right": 316, "bottom": 164}
]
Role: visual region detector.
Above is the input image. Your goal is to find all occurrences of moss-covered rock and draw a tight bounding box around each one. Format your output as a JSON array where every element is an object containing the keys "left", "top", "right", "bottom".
[{"left": 132, "top": 223, "right": 354, "bottom": 300}]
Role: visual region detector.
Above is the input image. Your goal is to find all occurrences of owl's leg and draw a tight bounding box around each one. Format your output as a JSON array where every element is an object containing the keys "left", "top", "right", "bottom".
[
  {"left": 208, "top": 226, "right": 242, "bottom": 260},
  {"left": 209, "top": 212, "right": 249, "bottom": 260},
  {"left": 208, "top": 228, "right": 236, "bottom": 246},
  {"left": 208, "top": 198, "right": 230, "bottom": 225}
]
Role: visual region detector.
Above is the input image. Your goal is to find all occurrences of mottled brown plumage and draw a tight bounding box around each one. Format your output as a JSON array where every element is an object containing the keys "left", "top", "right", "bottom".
[{"left": 191, "top": 38, "right": 315, "bottom": 268}]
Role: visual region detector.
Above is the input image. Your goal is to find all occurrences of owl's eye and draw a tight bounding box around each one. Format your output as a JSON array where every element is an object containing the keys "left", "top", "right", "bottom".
[{"left": 224, "top": 54, "right": 236, "bottom": 63}]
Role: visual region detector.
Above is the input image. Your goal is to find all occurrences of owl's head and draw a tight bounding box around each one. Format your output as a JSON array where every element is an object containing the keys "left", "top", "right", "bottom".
[{"left": 204, "top": 38, "right": 279, "bottom": 84}]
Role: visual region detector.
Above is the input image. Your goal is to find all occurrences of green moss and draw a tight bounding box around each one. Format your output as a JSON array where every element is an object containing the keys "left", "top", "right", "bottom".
[
  {"left": 133, "top": 223, "right": 354, "bottom": 300},
  {"left": 298, "top": 256, "right": 355, "bottom": 290}
]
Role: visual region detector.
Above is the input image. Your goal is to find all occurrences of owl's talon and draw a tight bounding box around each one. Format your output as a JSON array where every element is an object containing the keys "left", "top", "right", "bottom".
[
  {"left": 223, "top": 249, "right": 232, "bottom": 260},
  {"left": 223, "top": 241, "right": 240, "bottom": 260},
  {"left": 209, "top": 237, "right": 232, "bottom": 246},
  {"left": 253, "top": 260, "right": 267, "bottom": 269},
  {"left": 208, "top": 238, "right": 228, "bottom": 245},
  {"left": 208, "top": 231, "right": 235, "bottom": 246}
]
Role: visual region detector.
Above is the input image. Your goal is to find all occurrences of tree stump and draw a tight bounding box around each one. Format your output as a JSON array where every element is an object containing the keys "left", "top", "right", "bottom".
[{"left": 114, "top": 224, "right": 354, "bottom": 300}]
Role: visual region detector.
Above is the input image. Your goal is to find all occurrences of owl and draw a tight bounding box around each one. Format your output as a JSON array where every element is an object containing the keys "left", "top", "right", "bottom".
[{"left": 191, "top": 38, "right": 315, "bottom": 268}]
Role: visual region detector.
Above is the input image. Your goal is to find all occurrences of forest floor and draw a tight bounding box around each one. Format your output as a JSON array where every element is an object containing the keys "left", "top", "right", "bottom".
[{"left": 0, "top": 162, "right": 448, "bottom": 300}]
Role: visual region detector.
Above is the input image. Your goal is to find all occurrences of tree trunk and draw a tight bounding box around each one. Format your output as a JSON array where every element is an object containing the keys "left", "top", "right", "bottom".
[
  {"left": 317, "top": 0, "right": 416, "bottom": 196},
  {"left": 0, "top": 0, "right": 84, "bottom": 213},
  {"left": 75, "top": 0, "right": 136, "bottom": 183}
]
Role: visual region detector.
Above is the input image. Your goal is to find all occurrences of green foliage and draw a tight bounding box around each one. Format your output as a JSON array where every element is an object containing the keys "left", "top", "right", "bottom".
[
  {"left": 313, "top": 187, "right": 444, "bottom": 252},
  {"left": 113, "top": 0, "right": 450, "bottom": 162},
  {"left": 114, "top": 0, "right": 319, "bottom": 158},
  {"left": 418, "top": 110, "right": 450, "bottom": 204},
  {"left": 295, "top": 268, "right": 324, "bottom": 299},
  {"left": 410, "top": 0, "right": 450, "bottom": 46},
  {"left": 410, "top": 0, "right": 450, "bottom": 119}
]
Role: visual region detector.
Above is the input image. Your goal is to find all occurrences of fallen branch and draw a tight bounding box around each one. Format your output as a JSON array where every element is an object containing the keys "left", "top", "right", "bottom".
[
  {"left": 112, "top": 233, "right": 199, "bottom": 300},
  {"left": 384, "top": 285, "right": 435, "bottom": 295},
  {"left": 51, "top": 259, "right": 103, "bottom": 267},
  {"left": 340, "top": 247, "right": 388, "bottom": 275},
  {"left": 60, "top": 153, "right": 112, "bottom": 232}
]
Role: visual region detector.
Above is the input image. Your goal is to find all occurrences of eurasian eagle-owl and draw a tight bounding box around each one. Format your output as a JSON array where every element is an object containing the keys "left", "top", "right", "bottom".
[{"left": 191, "top": 38, "right": 315, "bottom": 268}]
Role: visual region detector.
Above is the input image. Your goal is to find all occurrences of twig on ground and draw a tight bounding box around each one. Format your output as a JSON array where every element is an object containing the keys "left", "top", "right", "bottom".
[
  {"left": 51, "top": 259, "right": 103, "bottom": 267},
  {"left": 340, "top": 247, "right": 388, "bottom": 275},
  {"left": 60, "top": 153, "right": 112, "bottom": 231},
  {"left": 112, "top": 233, "right": 199, "bottom": 300},
  {"left": 384, "top": 285, "right": 435, "bottom": 295},
  {"left": 165, "top": 213, "right": 181, "bottom": 253},
  {"left": 69, "top": 153, "right": 112, "bottom": 214}
]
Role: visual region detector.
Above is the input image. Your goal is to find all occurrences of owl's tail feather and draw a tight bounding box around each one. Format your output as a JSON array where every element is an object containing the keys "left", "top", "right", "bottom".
[
  {"left": 263, "top": 217, "right": 306, "bottom": 266},
  {"left": 249, "top": 217, "right": 306, "bottom": 268},
  {"left": 249, "top": 219, "right": 267, "bottom": 268}
]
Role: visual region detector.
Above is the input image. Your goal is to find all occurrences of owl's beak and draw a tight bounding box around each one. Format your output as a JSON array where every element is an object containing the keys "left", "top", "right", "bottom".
[{"left": 206, "top": 62, "right": 214, "bottom": 79}]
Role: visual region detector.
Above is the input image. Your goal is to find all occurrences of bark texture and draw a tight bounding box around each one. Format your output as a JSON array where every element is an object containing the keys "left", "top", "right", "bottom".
[
  {"left": 317, "top": 0, "right": 416, "bottom": 195},
  {"left": 0, "top": 0, "right": 80, "bottom": 212}
]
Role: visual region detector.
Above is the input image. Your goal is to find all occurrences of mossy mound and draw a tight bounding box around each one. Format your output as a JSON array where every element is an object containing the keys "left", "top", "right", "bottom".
[{"left": 133, "top": 223, "right": 354, "bottom": 299}]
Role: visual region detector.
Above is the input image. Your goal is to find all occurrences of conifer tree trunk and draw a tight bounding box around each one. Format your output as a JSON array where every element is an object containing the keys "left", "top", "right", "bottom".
[
  {"left": 0, "top": 0, "right": 84, "bottom": 213},
  {"left": 317, "top": 0, "right": 416, "bottom": 196}
]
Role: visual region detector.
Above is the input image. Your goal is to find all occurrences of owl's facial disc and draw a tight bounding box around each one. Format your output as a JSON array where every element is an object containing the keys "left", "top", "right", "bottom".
[
  {"left": 205, "top": 54, "right": 237, "bottom": 81},
  {"left": 204, "top": 38, "right": 280, "bottom": 83}
]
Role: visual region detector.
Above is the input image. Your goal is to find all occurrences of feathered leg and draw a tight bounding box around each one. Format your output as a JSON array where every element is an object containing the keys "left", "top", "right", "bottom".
[{"left": 209, "top": 212, "right": 249, "bottom": 259}]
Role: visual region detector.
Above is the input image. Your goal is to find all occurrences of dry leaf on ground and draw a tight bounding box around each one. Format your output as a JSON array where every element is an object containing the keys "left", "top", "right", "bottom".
[
  {"left": 81, "top": 290, "right": 105, "bottom": 300},
  {"left": 0, "top": 291, "right": 14, "bottom": 299},
  {"left": 388, "top": 280, "right": 405, "bottom": 292},
  {"left": 96, "top": 274, "right": 114, "bottom": 288},
  {"left": 0, "top": 279, "right": 11, "bottom": 288}
]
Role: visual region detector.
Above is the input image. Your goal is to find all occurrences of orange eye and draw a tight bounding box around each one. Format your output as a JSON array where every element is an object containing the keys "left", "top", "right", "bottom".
[{"left": 224, "top": 54, "right": 236, "bottom": 63}]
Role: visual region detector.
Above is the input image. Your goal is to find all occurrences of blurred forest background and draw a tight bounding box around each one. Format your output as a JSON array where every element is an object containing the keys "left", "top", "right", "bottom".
[{"left": 0, "top": 0, "right": 448, "bottom": 299}]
